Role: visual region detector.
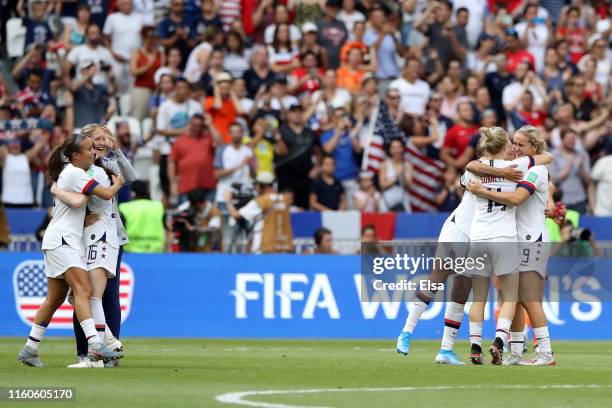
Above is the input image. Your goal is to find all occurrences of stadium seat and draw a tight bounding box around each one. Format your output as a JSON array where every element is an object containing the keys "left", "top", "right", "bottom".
[
  {"left": 106, "top": 116, "right": 143, "bottom": 143},
  {"left": 6, "top": 18, "right": 26, "bottom": 59},
  {"left": 119, "top": 93, "right": 131, "bottom": 117}
]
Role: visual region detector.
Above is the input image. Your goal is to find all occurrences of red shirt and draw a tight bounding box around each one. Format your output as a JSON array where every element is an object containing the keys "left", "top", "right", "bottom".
[
  {"left": 291, "top": 67, "right": 323, "bottom": 94},
  {"left": 506, "top": 50, "right": 536, "bottom": 73},
  {"left": 518, "top": 110, "right": 546, "bottom": 127},
  {"left": 204, "top": 96, "right": 238, "bottom": 144},
  {"left": 169, "top": 133, "right": 216, "bottom": 193},
  {"left": 443, "top": 123, "right": 480, "bottom": 158}
]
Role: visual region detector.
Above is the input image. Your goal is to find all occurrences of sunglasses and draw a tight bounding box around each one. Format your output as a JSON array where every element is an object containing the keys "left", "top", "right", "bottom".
[{"left": 387, "top": 95, "right": 400, "bottom": 100}]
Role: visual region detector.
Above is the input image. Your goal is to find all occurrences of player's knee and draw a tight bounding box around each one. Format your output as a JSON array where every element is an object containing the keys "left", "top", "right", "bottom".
[{"left": 73, "top": 281, "right": 93, "bottom": 299}]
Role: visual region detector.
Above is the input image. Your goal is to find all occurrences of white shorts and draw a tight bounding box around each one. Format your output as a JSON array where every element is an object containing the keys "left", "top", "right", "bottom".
[
  {"left": 467, "top": 237, "right": 519, "bottom": 277},
  {"left": 435, "top": 220, "right": 470, "bottom": 259},
  {"left": 43, "top": 246, "right": 87, "bottom": 279},
  {"left": 85, "top": 241, "right": 119, "bottom": 277},
  {"left": 518, "top": 240, "right": 550, "bottom": 277}
]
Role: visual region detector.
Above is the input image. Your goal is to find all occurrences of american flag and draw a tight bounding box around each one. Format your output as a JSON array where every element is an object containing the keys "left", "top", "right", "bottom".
[
  {"left": 364, "top": 102, "right": 444, "bottom": 212},
  {"left": 13, "top": 260, "right": 135, "bottom": 329}
]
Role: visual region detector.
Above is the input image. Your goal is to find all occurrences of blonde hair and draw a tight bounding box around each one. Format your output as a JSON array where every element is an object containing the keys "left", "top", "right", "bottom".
[
  {"left": 477, "top": 126, "right": 508, "bottom": 156},
  {"left": 515, "top": 125, "right": 547, "bottom": 154}
]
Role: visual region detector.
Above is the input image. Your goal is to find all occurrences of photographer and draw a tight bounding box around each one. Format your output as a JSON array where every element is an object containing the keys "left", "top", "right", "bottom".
[
  {"left": 224, "top": 172, "right": 293, "bottom": 254},
  {"left": 171, "top": 188, "right": 222, "bottom": 252},
  {"left": 69, "top": 63, "right": 116, "bottom": 128}
]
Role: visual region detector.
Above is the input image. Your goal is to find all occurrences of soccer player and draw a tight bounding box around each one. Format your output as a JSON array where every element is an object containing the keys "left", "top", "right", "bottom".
[
  {"left": 17, "top": 133, "right": 124, "bottom": 368},
  {"left": 466, "top": 125, "right": 555, "bottom": 366},
  {"left": 464, "top": 127, "right": 552, "bottom": 365}
]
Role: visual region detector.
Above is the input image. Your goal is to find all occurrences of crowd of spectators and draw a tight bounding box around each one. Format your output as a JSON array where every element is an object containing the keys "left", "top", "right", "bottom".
[{"left": 0, "top": 0, "right": 611, "bottom": 251}]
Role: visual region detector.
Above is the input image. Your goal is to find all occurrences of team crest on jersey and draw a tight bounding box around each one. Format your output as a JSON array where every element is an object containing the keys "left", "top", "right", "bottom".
[{"left": 13, "top": 260, "right": 135, "bottom": 329}]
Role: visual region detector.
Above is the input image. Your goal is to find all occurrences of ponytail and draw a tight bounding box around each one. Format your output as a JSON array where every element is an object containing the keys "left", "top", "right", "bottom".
[
  {"left": 46, "top": 132, "right": 87, "bottom": 184},
  {"left": 477, "top": 126, "right": 508, "bottom": 156}
]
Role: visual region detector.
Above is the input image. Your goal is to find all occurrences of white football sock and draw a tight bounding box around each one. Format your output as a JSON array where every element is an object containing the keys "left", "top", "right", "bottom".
[
  {"left": 469, "top": 321, "right": 482, "bottom": 347},
  {"left": 80, "top": 318, "right": 101, "bottom": 345},
  {"left": 441, "top": 302, "right": 464, "bottom": 351},
  {"left": 510, "top": 331, "right": 524, "bottom": 356},
  {"left": 402, "top": 290, "right": 433, "bottom": 333},
  {"left": 496, "top": 317, "right": 512, "bottom": 345},
  {"left": 25, "top": 323, "right": 47, "bottom": 351},
  {"left": 533, "top": 326, "right": 552, "bottom": 354}
]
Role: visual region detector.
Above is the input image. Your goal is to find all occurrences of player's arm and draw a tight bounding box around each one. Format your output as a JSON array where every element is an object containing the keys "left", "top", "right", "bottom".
[
  {"left": 466, "top": 180, "right": 530, "bottom": 206},
  {"left": 50, "top": 182, "right": 88, "bottom": 208},
  {"left": 86, "top": 175, "right": 125, "bottom": 200},
  {"left": 465, "top": 161, "right": 523, "bottom": 182},
  {"left": 532, "top": 151, "right": 553, "bottom": 166}
]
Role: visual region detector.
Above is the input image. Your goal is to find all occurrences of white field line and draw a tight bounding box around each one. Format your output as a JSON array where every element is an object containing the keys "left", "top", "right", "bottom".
[{"left": 216, "top": 384, "right": 612, "bottom": 408}]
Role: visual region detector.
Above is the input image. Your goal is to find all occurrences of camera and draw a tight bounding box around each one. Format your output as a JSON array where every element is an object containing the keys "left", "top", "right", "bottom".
[
  {"left": 230, "top": 182, "right": 255, "bottom": 210},
  {"left": 100, "top": 62, "right": 112, "bottom": 72},
  {"left": 569, "top": 227, "right": 591, "bottom": 242}
]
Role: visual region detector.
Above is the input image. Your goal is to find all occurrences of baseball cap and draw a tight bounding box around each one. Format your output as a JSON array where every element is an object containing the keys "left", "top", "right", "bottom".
[
  {"left": 288, "top": 103, "right": 303, "bottom": 111},
  {"left": 215, "top": 72, "right": 232, "bottom": 84},
  {"left": 256, "top": 172, "right": 275, "bottom": 185},
  {"left": 302, "top": 22, "right": 318, "bottom": 34}
]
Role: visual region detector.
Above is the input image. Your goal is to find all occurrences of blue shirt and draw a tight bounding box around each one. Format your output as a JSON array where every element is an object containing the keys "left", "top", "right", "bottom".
[
  {"left": 320, "top": 130, "right": 358, "bottom": 181},
  {"left": 23, "top": 18, "right": 52, "bottom": 52},
  {"left": 363, "top": 29, "right": 400, "bottom": 79}
]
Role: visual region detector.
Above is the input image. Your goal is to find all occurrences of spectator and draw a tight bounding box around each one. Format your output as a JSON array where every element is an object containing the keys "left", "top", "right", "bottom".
[
  {"left": 435, "top": 166, "right": 463, "bottom": 212},
  {"left": 268, "top": 23, "right": 300, "bottom": 74},
  {"left": 363, "top": 6, "right": 401, "bottom": 90},
  {"left": 503, "top": 62, "right": 547, "bottom": 119},
  {"left": 156, "top": 78, "right": 203, "bottom": 203},
  {"left": 354, "top": 170, "right": 382, "bottom": 212},
  {"left": 300, "top": 22, "right": 329, "bottom": 69},
  {"left": 149, "top": 73, "right": 175, "bottom": 122},
  {"left": 384, "top": 88, "right": 403, "bottom": 123},
  {"left": 199, "top": 49, "right": 225, "bottom": 94},
  {"left": 11, "top": 45, "right": 58, "bottom": 94},
  {"left": 556, "top": 6, "right": 587, "bottom": 65},
  {"left": 321, "top": 108, "right": 360, "bottom": 208},
  {"left": 157, "top": 0, "right": 195, "bottom": 69},
  {"left": 269, "top": 76, "right": 299, "bottom": 111},
  {"left": 168, "top": 114, "right": 221, "bottom": 204},
  {"left": 452, "top": 0, "right": 487, "bottom": 48},
  {"left": 550, "top": 129, "right": 591, "bottom": 214},
  {"left": 0, "top": 133, "right": 49, "bottom": 207},
  {"left": 466, "top": 34, "right": 497, "bottom": 82},
  {"left": 276, "top": 104, "right": 318, "bottom": 210},
  {"left": 317, "top": 0, "right": 348, "bottom": 70},
  {"left": 311, "top": 227, "right": 337, "bottom": 254},
  {"left": 590, "top": 146, "right": 612, "bottom": 216},
  {"left": 515, "top": 3, "right": 551, "bottom": 73},
  {"left": 504, "top": 28, "right": 536, "bottom": 74},
  {"left": 389, "top": 58, "right": 431, "bottom": 117},
  {"left": 223, "top": 31, "right": 251, "bottom": 79},
  {"left": 289, "top": 51, "right": 324, "bottom": 95},
  {"left": 264, "top": 4, "right": 302, "bottom": 46},
  {"left": 119, "top": 180, "right": 165, "bottom": 253},
  {"left": 336, "top": 45, "right": 376, "bottom": 94},
  {"left": 171, "top": 187, "right": 222, "bottom": 252},
  {"left": 62, "top": 4, "right": 92, "bottom": 51},
  {"left": 65, "top": 24, "right": 115, "bottom": 88},
  {"left": 484, "top": 54, "right": 514, "bottom": 122},
  {"left": 81, "top": 0, "right": 111, "bottom": 28},
  {"left": 156, "top": 47, "right": 183, "bottom": 82},
  {"left": 103, "top": 0, "right": 145, "bottom": 92},
  {"left": 190, "top": 0, "right": 223, "bottom": 43},
  {"left": 204, "top": 72, "right": 244, "bottom": 143},
  {"left": 17, "top": 0, "right": 52, "bottom": 53},
  {"left": 214, "top": 123, "right": 255, "bottom": 210},
  {"left": 15, "top": 70, "right": 55, "bottom": 112},
  {"left": 224, "top": 172, "right": 294, "bottom": 254},
  {"left": 246, "top": 117, "right": 288, "bottom": 177},
  {"left": 69, "top": 64, "right": 115, "bottom": 128},
  {"left": 242, "top": 46, "right": 275, "bottom": 99},
  {"left": 542, "top": 47, "right": 570, "bottom": 92},
  {"left": 310, "top": 155, "right": 345, "bottom": 211},
  {"left": 578, "top": 35, "right": 610, "bottom": 93},
  {"left": 312, "top": 69, "right": 352, "bottom": 127},
  {"left": 183, "top": 28, "right": 214, "bottom": 84},
  {"left": 440, "top": 100, "right": 479, "bottom": 171},
  {"left": 337, "top": 0, "right": 365, "bottom": 35},
  {"left": 379, "top": 138, "right": 412, "bottom": 212},
  {"left": 130, "top": 25, "right": 164, "bottom": 120},
  {"left": 564, "top": 75, "right": 597, "bottom": 123}
]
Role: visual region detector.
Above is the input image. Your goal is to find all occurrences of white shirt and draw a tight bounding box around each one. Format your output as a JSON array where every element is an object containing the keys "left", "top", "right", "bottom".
[
  {"left": 66, "top": 44, "right": 114, "bottom": 87},
  {"left": 516, "top": 165, "right": 550, "bottom": 242},
  {"left": 502, "top": 81, "right": 544, "bottom": 111},
  {"left": 470, "top": 156, "right": 532, "bottom": 241},
  {"left": 337, "top": 10, "right": 365, "bottom": 37},
  {"left": 42, "top": 164, "right": 97, "bottom": 251},
  {"left": 83, "top": 165, "right": 119, "bottom": 248},
  {"left": 156, "top": 99, "right": 203, "bottom": 155},
  {"left": 184, "top": 42, "right": 212, "bottom": 83},
  {"left": 264, "top": 24, "right": 302, "bottom": 45},
  {"left": 214, "top": 144, "right": 253, "bottom": 203},
  {"left": 591, "top": 155, "right": 612, "bottom": 216},
  {"left": 103, "top": 12, "right": 144, "bottom": 60},
  {"left": 452, "top": 0, "right": 487, "bottom": 49},
  {"left": 312, "top": 88, "right": 352, "bottom": 120},
  {"left": 388, "top": 77, "right": 431, "bottom": 116},
  {"left": 1, "top": 154, "right": 33, "bottom": 205},
  {"left": 445, "top": 171, "right": 476, "bottom": 236},
  {"left": 515, "top": 22, "right": 549, "bottom": 73}
]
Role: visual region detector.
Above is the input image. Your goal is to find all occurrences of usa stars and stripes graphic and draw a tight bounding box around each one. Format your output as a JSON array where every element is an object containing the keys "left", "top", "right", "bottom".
[{"left": 13, "top": 260, "right": 135, "bottom": 329}]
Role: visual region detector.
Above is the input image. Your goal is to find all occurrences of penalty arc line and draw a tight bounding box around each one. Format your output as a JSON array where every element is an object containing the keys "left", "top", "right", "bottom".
[{"left": 216, "top": 384, "right": 612, "bottom": 408}]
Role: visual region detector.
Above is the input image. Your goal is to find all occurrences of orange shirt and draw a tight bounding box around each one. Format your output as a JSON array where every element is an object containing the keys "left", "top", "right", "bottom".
[
  {"left": 204, "top": 96, "right": 238, "bottom": 143},
  {"left": 336, "top": 66, "right": 366, "bottom": 94}
]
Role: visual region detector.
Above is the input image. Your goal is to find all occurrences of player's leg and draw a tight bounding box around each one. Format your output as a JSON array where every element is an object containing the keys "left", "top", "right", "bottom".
[
  {"left": 89, "top": 267, "right": 109, "bottom": 342},
  {"left": 504, "top": 303, "right": 526, "bottom": 365},
  {"left": 468, "top": 276, "right": 489, "bottom": 365},
  {"left": 435, "top": 275, "right": 471, "bottom": 365},
  {"left": 489, "top": 272, "right": 519, "bottom": 365},
  {"left": 519, "top": 271, "right": 555, "bottom": 366},
  {"left": 103, "top": 246, "right": 122, "bottom": 340},
  {"left": 18, "top": 278, "right": 69, "bottom": 367}
]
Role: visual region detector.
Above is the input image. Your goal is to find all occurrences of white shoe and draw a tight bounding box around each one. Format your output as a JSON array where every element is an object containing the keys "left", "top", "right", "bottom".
[
  {"left": 502, "top": 352, "right": 523, "bottom": 366},
  {"left": 67, "top": 359, "right": 104, "bottom": 368},
  {"left": 519, "top": 352, "right": 556, "bottom": 366},
  {"left": 106, "top": 337, "right": 123, "bottom": 353}
]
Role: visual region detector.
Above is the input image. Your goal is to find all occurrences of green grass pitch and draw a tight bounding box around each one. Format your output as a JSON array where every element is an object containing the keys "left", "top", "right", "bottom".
[{"left": 1, "top": 338, "right": 611, "bottom": 407}]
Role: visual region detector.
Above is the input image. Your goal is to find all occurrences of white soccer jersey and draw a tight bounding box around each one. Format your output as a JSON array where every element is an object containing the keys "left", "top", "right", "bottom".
[
  {"left": 470, "top": 156, "right": 533, "bottom": 241},
  {"left": 83, "top": 165, "right": 119, "bottom": 248},
  {"left": 516, "top": 165, "right": 550, "bottom": 243},
  {"left": 444, "top": 171, "right": 476, "bottom": 236},
  {"left": 42, "top": 164, "right": 99, "bottom": 251}
]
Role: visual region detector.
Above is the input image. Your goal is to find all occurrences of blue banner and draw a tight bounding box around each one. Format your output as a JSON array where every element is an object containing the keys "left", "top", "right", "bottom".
[{"left": 1, "top": 253, "right": 610, "bottom": 339}]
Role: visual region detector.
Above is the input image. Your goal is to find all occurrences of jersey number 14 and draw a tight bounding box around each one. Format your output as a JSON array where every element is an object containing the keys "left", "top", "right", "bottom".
[{"left": 486, "top": 187, "right": 506, "bottom": 212}]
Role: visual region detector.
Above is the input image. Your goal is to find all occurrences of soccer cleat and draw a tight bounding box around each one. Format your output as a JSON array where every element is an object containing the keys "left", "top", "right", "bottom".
[
  {"left": 435, "top": 349, "right": 465, "bottom": 365},
  {"left": 489, "top": 337, "right": 504, "bottom": 365},
  {"left": 502, "top": 352, "right": 523, "bottom": 366},
  {"left": 470, "top": 343, "right": 484, "bottom": 365},
  {"left": 519, "top": 352, "right": 556, "bottom": 366},
  {"left": 104, "top": 359, "right": 120, "bottom": 368},
  {"left": 396, "top": 331, "right": 412, "bottom": 356},
  {"left": 88, "top": 342, "right": 124, "bottom": 361},
  {"left": 67, "top": 359, "right": 104, "bottom": 368},
  {"left": 17, "top": 346, "right": 44, "bottom": 367}
]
